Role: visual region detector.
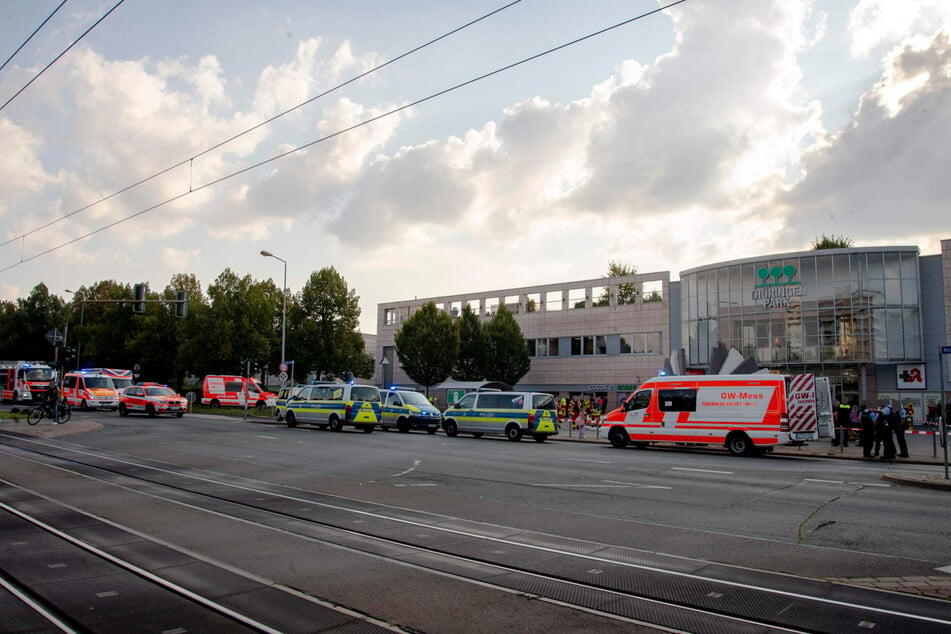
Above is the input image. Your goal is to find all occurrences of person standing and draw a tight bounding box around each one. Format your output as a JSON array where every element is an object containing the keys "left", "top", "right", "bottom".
[
  {"left": 833, "top": 399, "right": 851, "bottom": 446},
  {"left": 860, "top": 405, "right": 875, "bottom": 458},
  {"left": 878, "top": 404, "right": 897, "bottom": 460},
  {"left": 575, "top": 404, "right": 587, "bottom": 440},
  {"left": 895, "top": 402, "right": 911, "bottom": 458}
]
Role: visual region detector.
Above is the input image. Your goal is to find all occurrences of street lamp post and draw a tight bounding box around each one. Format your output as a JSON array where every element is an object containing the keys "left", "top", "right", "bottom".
[{"left": 260, "top": 250, "right": 287, "bottom": 381}]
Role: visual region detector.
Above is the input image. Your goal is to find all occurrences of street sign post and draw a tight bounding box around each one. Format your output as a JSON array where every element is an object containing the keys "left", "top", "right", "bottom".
[{"left": 45, "top": 329, "right": 63, "bottom": 345}]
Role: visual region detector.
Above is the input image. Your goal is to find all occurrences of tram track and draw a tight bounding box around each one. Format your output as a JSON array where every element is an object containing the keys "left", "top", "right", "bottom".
[{"left": 1, "top": 435, "right": 949, "bottom": 633}]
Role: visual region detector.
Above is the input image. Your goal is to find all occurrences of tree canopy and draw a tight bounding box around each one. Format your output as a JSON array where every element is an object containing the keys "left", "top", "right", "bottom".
[
  {"left": 811, "top": 234, "right": 854, "bottom": 249},
  {"left": 483, "top": 304, "right": 530, "bottom": 387},
  {"left": 395, "top": 301, "right": 457, "bottom": 392},
  {"left": 452, "top": 304, "right": 488, "bottom": 381}
]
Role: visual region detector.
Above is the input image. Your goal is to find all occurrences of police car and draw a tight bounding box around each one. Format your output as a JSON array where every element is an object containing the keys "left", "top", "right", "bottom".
[
  {"left": 442, "top": 391, "right": 559, "bottom": 442},
  {"left": 380, "top": 388, "right": 442, "bottom": 433},
  {"left": 118, "top": 384, "right": 187, "bottom": 418}
]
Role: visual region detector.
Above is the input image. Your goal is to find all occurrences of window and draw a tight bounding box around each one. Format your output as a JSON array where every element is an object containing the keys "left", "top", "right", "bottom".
[
  {"left": 485, "top": 297, "right": 499, "bottom": 317},
  {"left": 533, "top": 394, "right": 556, "bottom": 410},
  {"left": 595, "top": 335, "right": 607, "bottom": 355},
  {"left": 571, "top": 336, "right": 595, "bottom": 356},
  {"left": 525, "top": 293, "right": 540, "bottom": 313},
  {"left": 456, "top": 394, "right": 476, "bottom": 409},
  {"left": 504, "top": 295, "right": 520, "bottom": 313},
  {"left": 592, "top": 285, "right": 609, "bottom": 307},
  {"left": 225, "top": 381, "right": 243, "bottom": 392},
  {"left": 476, "top": 394, "right": 505, "bottom": 408},
  {"left": 549, "top": 337, "right": 560, "bottom": 356},
  {"left": 625, "top": 390, "right": 652, "bottom": 411},
  {"left": 642, "top": 280, "right": 664, "bottom": 302},
  {"left": 546, "top": 290, "right": 563, "bottom": 311},
  {"left": 351, "top": 387, "right": 380, "bottom": 402},
  {"left": 526, "top": 339, "right": 537, "bottom": 357},
  {"left": 398, "top": 306, "right": 410, "bottom": 323},
  {"left": 658, "top": 389, "right": 697, "bottom": 412},
  {"left": 619, "top": 335, "right": 632, "bottom": 354},
  {"left": 450, "top": 301, "right": 461, "bottom": 318},
  {"left": 568, "top": 288, "right": 586, "bottom": 309}
]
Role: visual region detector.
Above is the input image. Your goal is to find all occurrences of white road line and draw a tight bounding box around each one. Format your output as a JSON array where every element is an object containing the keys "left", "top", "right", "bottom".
[
  {"left": 530, "top": 484, "right": 631, "bottom": 488},
  {"left": 672, "top": 467, "right": 732, "bottom": 475},
  {"left": 256, "top": 435, "right": 278, "bottom": 440},
  {"left": 804, "top": 479, "right": 844, "bottom": 484},
  {"left": 602, "top": 480, "right": 673, "bottom": 490},
  {"left": 392, "top": 460, "right": 421, "bottom": 478}
]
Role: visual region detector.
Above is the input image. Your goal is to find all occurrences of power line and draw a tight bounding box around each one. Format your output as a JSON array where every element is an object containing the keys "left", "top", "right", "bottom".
[
  {"left": 0, "top": 0, "right": 126, "bottom": 113},
  {"left": 0, "top": 0, "right": 68, "bottom": 74},
  {"left": 1, "top": 0, "right": 524, "bottom": 248},
  {"left": 1, "top": 0, "right": 688, "bottom": 273}
]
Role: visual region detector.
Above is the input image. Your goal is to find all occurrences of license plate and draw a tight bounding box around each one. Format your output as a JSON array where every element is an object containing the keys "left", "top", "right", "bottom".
[{"left": 792, "top": 432, "right": 813, "bottom": 440}]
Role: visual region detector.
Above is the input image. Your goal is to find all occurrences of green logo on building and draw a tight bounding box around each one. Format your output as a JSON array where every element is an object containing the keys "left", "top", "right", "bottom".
[{"left": 755, "top": 265, "right": 799, "bottom": 287}]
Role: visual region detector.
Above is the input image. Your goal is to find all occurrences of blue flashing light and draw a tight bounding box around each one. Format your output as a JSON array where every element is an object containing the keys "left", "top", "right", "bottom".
[{"left": 658, "top": 370, "right": 667, "bottom": 376}]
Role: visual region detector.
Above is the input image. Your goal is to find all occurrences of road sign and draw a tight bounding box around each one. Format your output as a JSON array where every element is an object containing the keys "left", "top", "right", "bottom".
[
  {"left": 45, "top": 328, "right": 63, "bottom": 345},
  {"left": 280, "top": 362, "right": 288, "bottom": 373},
  {"left": 941, "top": 345, "right": 951, "bottom": 354},
  {"left": 447, "top": 389, "right": 466, "bottom": 404},
  {"left": 279, "top": 371, "right": 288, "bottom": 382}
]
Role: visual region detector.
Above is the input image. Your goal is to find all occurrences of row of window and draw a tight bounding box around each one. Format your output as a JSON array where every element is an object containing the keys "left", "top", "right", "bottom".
[{"left": 527, "top": 332, "right": 663, "bottom": 358}]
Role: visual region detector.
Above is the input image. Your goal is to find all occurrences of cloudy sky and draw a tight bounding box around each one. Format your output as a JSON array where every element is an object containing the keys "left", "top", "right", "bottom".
[{"left": 1, "top": 0, "right": 949, "bottom": 333}]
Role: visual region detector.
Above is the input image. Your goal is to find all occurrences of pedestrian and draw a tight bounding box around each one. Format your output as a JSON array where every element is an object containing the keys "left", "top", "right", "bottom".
[
  {"left": 947, "top": 402, "right": 951, "bottom": 424},
  {"left": 877, "top": 404, "right": 897, "bottom": 460},
  {"left": 833, "top": 399, "right": 851, "bottom": 446},
  {"left": 849, "top": 399, "right": 861, "bottom": 446},
  {"left": 860, "top": 405, "right": 875, "bottom": 458},
  {"left": 895, "top": 402, "right": 911, "bottom": 458},
  {"left": 575, "top": 404, "right": 586, "bottom": 440}
]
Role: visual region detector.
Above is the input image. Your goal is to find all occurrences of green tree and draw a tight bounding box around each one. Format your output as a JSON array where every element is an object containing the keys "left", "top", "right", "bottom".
[
  {"left": 483, "top": 304, "right": 530, "bottom": 387},
  {"left": 601, "top": 260, "right": 638, "bottom": 305},
  {"left": 64, "top": 281, "right": 138, "bottom": 369},
  {"left": 395, "top": 301, "right": 457, "bottom": 393},
  {"left": 811, "top": 234, "right": 854, "bottom": 249},
  {"left": 289, "top": 266, "right": 371, "bottom": 380},
  {"left": 3, "top": 284, "right": 65, "bottom": 361},
  {"left": 452, "top": 304, "right": 488, "bottom": 380}
]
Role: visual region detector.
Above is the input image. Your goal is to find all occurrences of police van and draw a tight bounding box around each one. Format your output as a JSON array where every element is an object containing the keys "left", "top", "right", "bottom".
[
  {"left": 284, "top": 383, "right": 381, "bottom": 432},
  {"left": 380, "top": 388, "right": 441, "bottom": 433},
  {"left": 442, "top": 391, "right": 559, "bottom": 442}
]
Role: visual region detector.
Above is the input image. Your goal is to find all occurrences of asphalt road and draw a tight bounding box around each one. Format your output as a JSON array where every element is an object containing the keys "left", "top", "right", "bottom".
[{"left": 1, "top": 410, "right": 949, "bottom": 632}]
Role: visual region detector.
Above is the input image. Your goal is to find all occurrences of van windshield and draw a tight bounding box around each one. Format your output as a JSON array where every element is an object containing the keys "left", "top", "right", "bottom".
[
  {"left": 111, "top": 378, "right": 133, "bottom": 389},
  {"left": 24, "top": 368, "right": 54, "bottom": 381},
  {"left": 85, "top": 377, "right": 113, "bottom": 389},
  {"left": 401, "top": 392, "right": 431, "bottom": 407}
]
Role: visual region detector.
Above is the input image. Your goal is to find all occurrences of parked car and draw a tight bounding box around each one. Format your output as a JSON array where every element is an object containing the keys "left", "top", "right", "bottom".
[
  {"left": 380, "top": 388, "right": 441, "bottom": 433},
  {"left": 442, "top": 391, "right": 559, "bottom": 442},
  {"left": 119, "top": 385, "right": 187, "bottom": 418}
]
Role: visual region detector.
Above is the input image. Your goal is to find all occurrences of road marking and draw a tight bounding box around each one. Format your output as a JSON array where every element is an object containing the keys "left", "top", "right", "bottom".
[
  {"left": 394, "top": 483, "right": 438, "bottom": 487},
  {"left": 256, "top": 435, "right": 278, "bottom": 440},
  {"left": 563, "top": 458, "right": 613, "bottom": 464},
  {"left": 936, "top": 565, "right": 951, "bottom": 574},
  {"left": 603, "top": 480, "right": 672, "bottom": 490},
  {"left": 672, "top": 467, "right": 732, "bottom": 475},
  {"left": 392, "top": 460, "right": 421, "bottom": 478},
  {"left": 804, "top": 479, "right": 844, "bottom": 484},
  {"left": 531, "top": 484, "right": 631, "bottom": 488}
]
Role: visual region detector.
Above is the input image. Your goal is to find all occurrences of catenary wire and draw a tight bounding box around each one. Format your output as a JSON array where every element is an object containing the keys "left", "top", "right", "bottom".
[
  {"left": 0, "top": 0, "right": 126, "bottom": 113},
  {"left": 0, "top": 0, "right": 68, "bottom": 74},
  {"left": 0, "top": 0, "right": 688, "bottom": 273},
  {"left": 0, "top": 0, "right": 524, "bottom": 248}
]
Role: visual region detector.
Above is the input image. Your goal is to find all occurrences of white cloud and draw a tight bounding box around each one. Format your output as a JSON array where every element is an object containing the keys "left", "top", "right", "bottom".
[{"left": 848, "top": 0, "right": 951, "bottom": 57}]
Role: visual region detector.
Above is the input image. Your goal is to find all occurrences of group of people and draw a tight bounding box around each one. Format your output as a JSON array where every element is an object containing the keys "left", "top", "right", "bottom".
[
  {"left": 558, "top": 396, "right": 604, "bottom": 439},
  {"left": 834, "top": 398, "right": 912, "bottom": 460}
]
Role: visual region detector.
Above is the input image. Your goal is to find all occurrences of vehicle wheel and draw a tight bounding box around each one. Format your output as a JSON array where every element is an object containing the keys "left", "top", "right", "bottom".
[
  {"left": 379, "top": 424, "right": 389, "bottom": 432},
  {"left": 118, "top": 403, "right": 129, "bottom": 417},
  {"left": 27, "top": 408, "right": 43, "bottom": 425},
  {"left": 426, "top": 427, "right": 437, "bottom": 435},
  {"left": 255, "top": 400, "right": 266, "bottom": 412},
  {"left": 472, "top": 432, "right": 483, "bottom": 438},
  {"left": 328, "top": 416, "right": 343, "bottom": 432},
  {"left": 80, "top": 400, "right": 89, "bottom": 411},
  {"left": 505, "top": 424, "right": 523, "bottom": 442},
  {"left": 727, "top": 432, "right": 753, "bottom": 457},
  {"left": 397, "top": 418, "right": 410, "bottom": 433},
  {"left": 286, "top": 411, "right": 297, "bottom": 428},
  {"left": 533, "top": 433, "right": 548, "bottom": 443},
  {"left": 146, "top": 404, "right": 156, "bottom": 418},
  {"left": 444, "top": 420, "right": 459, "bottom": 437},
  {"left": 361, "top": 425, "right": 374, "bottom": 433},
  {"left": 210, "top": 400, "right": 220, "bottom": 409},
  {"left": 609, "top": 427, "right": 629, "bottom": 449},
  {"left": 58, "top": 407, "right": 71, "bottom": 423}
]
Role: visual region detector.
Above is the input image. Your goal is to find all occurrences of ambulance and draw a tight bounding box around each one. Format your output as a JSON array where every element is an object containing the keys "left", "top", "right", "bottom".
[
  {"left": 603, "top": 374, "right": 797, "bottom": 456},
  {"left": 0, "top": 361, "right": 55, "bottom": 404},
  {"left": 62, "top": 370, "right": 120, "bottom": 410},
  {"left": 85, "top": 368, "right": 135, "bottom": 391},
  {"left": 201, "top": 375, "right": 277, "bottom": 409}
]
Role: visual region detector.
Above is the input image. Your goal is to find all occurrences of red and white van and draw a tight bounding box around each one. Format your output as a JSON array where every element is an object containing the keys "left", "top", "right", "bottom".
[
  {"left": 62, "top": 371, "right": 119, "bottom": 411},
  {"left": 0, "top": 361, "right": 55, "bottom": 403},
  {"left": 603, "top": 374, "right": 800, "bottom": 456},
  {"left": 85, "top": 368, "right": 134, "bottom": 392},
  {"left": 201, "top": 375, "right": 277, "bottom": 409}
]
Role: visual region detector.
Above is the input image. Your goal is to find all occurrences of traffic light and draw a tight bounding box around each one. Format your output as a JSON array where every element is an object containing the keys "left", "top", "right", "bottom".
[
  {"left": 132, "top": 283, "right": 147, "bottom": 313},
  {"left": 175, "top": 290, "right": 188, "bottom": 318}
]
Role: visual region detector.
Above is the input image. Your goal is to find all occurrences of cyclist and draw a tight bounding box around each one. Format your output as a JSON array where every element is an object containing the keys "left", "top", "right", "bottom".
[{"left": 45, "top": 379, "right": 61, "bottom": 424}]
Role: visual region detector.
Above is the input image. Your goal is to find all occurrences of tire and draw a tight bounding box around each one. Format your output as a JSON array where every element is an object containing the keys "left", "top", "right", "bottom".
[
  {"left": 609, "top": 427, "right": 629, "bottom": 449},
  {"left": 118, "top": 403, "right": 129, "bottom": 417},
  {"left": 27, "top": 407, "right": 43, "bottom": 425},
  {"left": 727, "top": 432, "right": 753, "bottom": 457},
  {"left": 57, "top": 406, "right": 71, "bottom": 423},
  {"left": 175, "top": 412, "right": 184, "bottom": 418},
  {"left": 361, "top": 425, "right": 374, "bottom": 433},
  {"left": 379, "top": 425, "right": 389, "bottom": 432},
  {"left": 533, "top": 433, "right": 548, "bottom": 443},
  {"left": 146, "top": 404, "right": 156, "bottom": 418},
  {"left": 255, "top": 401, "right": 266, "bottom": 412},
  {"left": 505, "top": 424, "right": 523, "bottom": 442},
  {"left": 210, "top": 400, "right": 220, "bottom": 409},
  {"left": 80, "top": 400, "right": 89, "bottom": 411},
  {"left": 444, "top": 419, "right": 459, "bottom": 437},
  {"left": 286, "top": 411, "right": 297, "bottom": 428},
  {"left": 328, "top": 416, "right": 343, "bottom": 432},
  {"left": 397, "top": 418, "right": 409, "bottom": 433}
]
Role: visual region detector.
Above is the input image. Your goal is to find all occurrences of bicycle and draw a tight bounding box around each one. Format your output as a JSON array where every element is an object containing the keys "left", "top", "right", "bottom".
[{"left": 27, "top": 399, "right": 71, "bottom": 425}]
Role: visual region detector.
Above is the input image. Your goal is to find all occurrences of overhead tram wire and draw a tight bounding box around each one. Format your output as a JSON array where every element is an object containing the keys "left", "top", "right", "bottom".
[
  {"left": 0, "top": 0, "right": 68, "bottom": 74},
  {"left": 0, "top": 0, "right": 525, "bottom": 249},
  {"left": 0, "top": 0, "right": 126, "bottom": 113},
  {"left": 0, "top": 0, "right": 689, "bottom": 273}
]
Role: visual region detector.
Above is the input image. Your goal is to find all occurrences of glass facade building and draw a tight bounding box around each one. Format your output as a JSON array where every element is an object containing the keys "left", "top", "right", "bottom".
[{"left": 680, "top": 247, "right": 922, "bottom": 402}]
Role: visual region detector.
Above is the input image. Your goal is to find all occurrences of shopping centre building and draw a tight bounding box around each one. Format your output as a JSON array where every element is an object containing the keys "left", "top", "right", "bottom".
[{"left": 373, "top": 239, "right": 951, "bottom": 419}]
